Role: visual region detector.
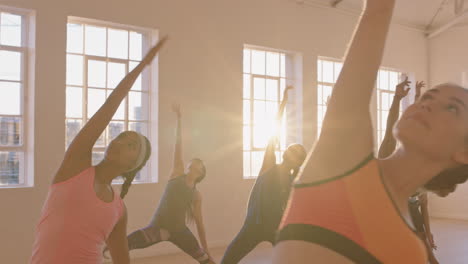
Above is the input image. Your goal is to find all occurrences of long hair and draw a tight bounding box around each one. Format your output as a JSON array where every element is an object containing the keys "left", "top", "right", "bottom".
[
  {"left": 120, "top": 136, "right": 152, "bottom": 199},
  {"left": 424, "top": 164, "right": 468, "bottom": 196}
]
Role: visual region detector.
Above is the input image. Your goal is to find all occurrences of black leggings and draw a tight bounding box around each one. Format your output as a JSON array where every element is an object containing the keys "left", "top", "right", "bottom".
[
  {"left": 127, "top": 224, "right": 210, "bottom": 264},
  {"left": 221, "top": 222, "right": 275, "bottom": 264}
]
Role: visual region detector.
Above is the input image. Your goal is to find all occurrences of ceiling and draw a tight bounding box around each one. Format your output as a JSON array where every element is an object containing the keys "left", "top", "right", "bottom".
[{"left": 299, "top": 0, "right": 468, "bottom": 33}]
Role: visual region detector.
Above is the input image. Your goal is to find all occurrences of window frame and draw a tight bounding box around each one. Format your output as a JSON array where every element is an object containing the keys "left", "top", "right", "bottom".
[
  {"left": 0, "top": 6, "right": 34, "bottom": 188},
  {"left": 65, "top": 16, "right": 158, "bottom": 184}
]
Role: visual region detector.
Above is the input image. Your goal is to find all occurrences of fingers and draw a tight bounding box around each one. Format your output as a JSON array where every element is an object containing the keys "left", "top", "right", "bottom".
[{"left": 142, "top": 35, "right": 168, "bottom": 65}]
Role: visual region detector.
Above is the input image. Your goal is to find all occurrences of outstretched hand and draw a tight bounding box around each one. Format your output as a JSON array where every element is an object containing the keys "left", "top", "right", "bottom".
[
  {"left": 414, "top": 81, "right": 426, "bottom": 100},
  {"left": 395, "top": 76, "right": 411, "bottom": 99},
  {"left": 141, "top": 35, "right": 168, "bottom": 67},
  {"left": 172, "top": 103, "right": 181, "bottom": 118}
]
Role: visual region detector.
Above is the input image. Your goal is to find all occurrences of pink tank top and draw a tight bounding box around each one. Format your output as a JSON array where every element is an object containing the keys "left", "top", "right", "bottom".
[{"left": 30, "top": 167, "right": 124, "bottom": 264}]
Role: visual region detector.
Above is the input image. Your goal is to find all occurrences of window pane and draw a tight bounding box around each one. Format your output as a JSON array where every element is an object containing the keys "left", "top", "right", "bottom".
[
  {"left": 1, "top": 13, "right": 22, "bottom": 47},
  {"left": 0, "top": 151, "right": 20, "bottom": 185},
  {"left": 253, "top": 125, "right": 269, "bottom": 148},
  {"left": 66, "top": 54, "right": 83, "bottom": 86},
  {"left": 107, "top": 62, "right": 126, "bottom": 89},
  {"left": 88, "top": 88, "right": 106, "bottom": 118},
  {"left": 85, "top": 25, "right": 106, "bottom": 56},
  {"left": 253, "top": 100, "right": 266, "bottom": 125},
  {"left": 92, "top": 151, "right": 105, "bottom": 166},
  {"left": 66, "top": 119, "right": 82, "bottom": 148},
  {"left": 266, "top": 52, "right": 280, "bottom": 77},
  {"left": 265, "top": 101, "right": 278, "bottom": 121},
  {"left": 88, "top": 60, "right": 106, "bottom": 88},
  {"left": 281, "top": 54, "right": 286, "bottom": 78},
  {"left": 129, "top": 122, "right": 148, "bottom": 136},
  {"left": 0, "top": 117, "right": 21, "bottom": 146},
  {"left": 251, "top": 50, "right": 265, "bottom": 75},
  {"left": 129, "top": 32, "right": 142, "bottom": 61},
  {"left": 389, "top": 71, "right": 398, "bottom": 91},
  {"left": 322, "top": 61, "right": 333, "bottom": 83},
  {"left": 129, "top": 91, "right": 147, "bottom": 120},
  {"left": 108, "top": 29, "right": 128, "bottom": 59},
  {"left": 243, "top": 100, "right": 250, "bottom": 125},
  {"left": 0, "top": 50, "right": 21, "bottom": 81},
  {"left": 67, "top": 23, "right": 83, "bottom": 53},
  {"left": 243, "top": 125, "right": 251, "bottom": 150},
  {"left": 243, "top": 152, "right": 251, "bottom": 177},
  {"left": 108, "top": 121, "right": 124, "bottom": 142},
  {"left": 243, "top": 74, "right": 250, "bottom": 99},
  {"left": 253, "top": 77, "right": 265, "bottom": 100},
  {"left": 0, "top": 82, "right": 20, "bottom": 115},
  {"left": 318, "top": 85, "right": 323, "bottom": 105},
  {"left": 243, "top": 49, "right": 251, "bottom": 74},
  {"left": 66, "top": 87, "right": 82, "bottom": 118},
  {"left": 378, "top": 70, "right": 389, "bottom": 90},
  {"left": 265, "top": 79, "right": 278, "bottom": 101}
]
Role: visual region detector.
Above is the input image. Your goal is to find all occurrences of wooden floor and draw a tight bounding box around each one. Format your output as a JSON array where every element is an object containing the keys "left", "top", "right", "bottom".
[{"left": 132, "top": 218, "right": 468, "bottom": 264}]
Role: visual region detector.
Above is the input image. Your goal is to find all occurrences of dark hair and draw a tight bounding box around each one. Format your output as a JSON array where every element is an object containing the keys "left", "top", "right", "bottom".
[
  {"left": 120, "top": 135, "right": 152, "bottom": 199},
  {"left": 424, "top": 164, "right": 468, "bottom": 196},
  {"left": 186, "top": 158, "right": 206, "bottom": 224}
]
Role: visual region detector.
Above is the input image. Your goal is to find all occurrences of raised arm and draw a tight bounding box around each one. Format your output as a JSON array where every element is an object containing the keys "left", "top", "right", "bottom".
[
  {"left": 170, "top": 104, "right": 184, "bottom": 179},
  {"left": 414, "top": 81, "right": 425, "bottom": 102},
  {"left": 258, "top": 86, "right": 293, "bottom": 175},
  {"left": 54, "top": 37, "right": 168, "bottom": 183},
  {"left": 378, "top": 77, "right": 411, "bottom": 159},
  {"left": 300, "top": 0, "right": 396, "bottom": 183}
]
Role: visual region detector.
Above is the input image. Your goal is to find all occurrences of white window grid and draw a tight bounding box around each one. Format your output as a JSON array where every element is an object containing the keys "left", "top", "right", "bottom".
[
  {"left": 66, "top": 17, "right": 156, "bottom": 183},
  {"left": 317, "top": 58, "right": 403, "bottom": 147},
  {"left": 0, "top": 7, "right": 32, "bottom": 187},
  {"left": 243, "top": 47, "right": 292, "bottom": 178}
]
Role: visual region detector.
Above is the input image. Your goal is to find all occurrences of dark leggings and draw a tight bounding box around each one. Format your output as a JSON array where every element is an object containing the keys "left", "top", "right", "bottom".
[
  {"left": 221, "top": 222, "right": 275, "bottom": 264},
  {"left": 127, "top": 224, "right": 210, "bottom": 264}
]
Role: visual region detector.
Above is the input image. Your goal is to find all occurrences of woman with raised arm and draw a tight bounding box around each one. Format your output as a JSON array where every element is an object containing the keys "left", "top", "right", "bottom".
[
  {"left": 274, "top": 0, "right": 468, "bottom": 263},
  {"left": 378, "top": 79, "right": 440, "bottom": 264},
  {"left": 122, "top": 104, "right": 215, "bottom": 264},
  {"left": 30, "top": 37, "right": 167, "bottom": 264},
  {"left": 221, "top": 86, "right": 307, "bottom": 264}
]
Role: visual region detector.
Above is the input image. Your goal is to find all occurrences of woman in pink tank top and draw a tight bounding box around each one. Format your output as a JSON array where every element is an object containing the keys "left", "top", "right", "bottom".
[{"left": 30, "top": 37, "right": 167, "bottom": 264}]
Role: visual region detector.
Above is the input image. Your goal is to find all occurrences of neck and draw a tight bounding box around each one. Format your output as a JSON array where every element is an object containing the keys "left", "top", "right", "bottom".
[
  {"left": 278, "top": 163, "right": 292, "bottom": 176},
  {"left": 379, "top": 147, "right": 447, "bottom": 207},
  {"left": 185, "top": 172, "right": 197, "bottom": 187},
  {"left": 95, "top": 159, "right": 124, "bottom": 185}
]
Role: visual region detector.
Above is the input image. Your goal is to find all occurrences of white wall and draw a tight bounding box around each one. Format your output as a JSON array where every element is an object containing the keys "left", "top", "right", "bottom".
[
  {"left": 0, "top": 0, "right": 428, "bottom": 263},
  {"left": 428, "top": 24, "right": 468, "bottom": 220}
]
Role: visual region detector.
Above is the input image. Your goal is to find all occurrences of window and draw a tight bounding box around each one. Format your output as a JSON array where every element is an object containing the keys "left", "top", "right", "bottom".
[
  {"left": 317, "top": 58, "right": 403, "bottom": 146},
  {"left": 0, "top": 8, "right": 33, "bottom": 187},
  {"left": 243, "top": 47, "right": 296, "bottom": 178},
  {"left": 66, "top": 17, "right": 157, "bottom": 183}
]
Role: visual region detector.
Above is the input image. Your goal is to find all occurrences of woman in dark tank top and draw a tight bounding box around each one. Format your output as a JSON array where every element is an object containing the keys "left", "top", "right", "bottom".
[{"left": 121, "top": 105, "right": 215, "bottom": 264}]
